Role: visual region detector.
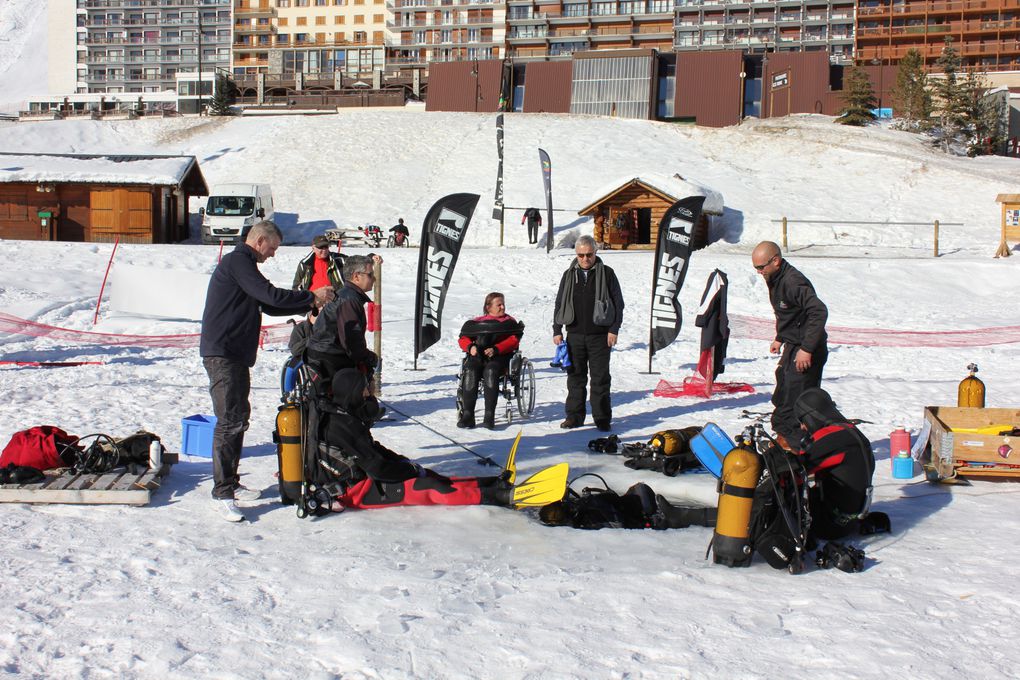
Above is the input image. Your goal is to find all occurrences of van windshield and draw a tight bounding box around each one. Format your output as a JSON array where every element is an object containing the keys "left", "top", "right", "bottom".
[{"left": 207, "top": 196, "right": 255, "bottom": 217}]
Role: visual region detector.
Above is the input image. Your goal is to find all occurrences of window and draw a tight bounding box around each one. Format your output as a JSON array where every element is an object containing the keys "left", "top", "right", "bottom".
[
  {"left": 373, "top": 13, "right": 383, "bottom": 22},
  {"left": 563, "top": 3, "right": 589, "bottom": 16},
  {"left": 316, "top": 15, "right": 326, "bottom": 24},
  {"left": 277, "top": 0, "right": 291, "bottom": 6},
  {"left": 354, "top": 30, "right": 366, "bottom": 41},
  {"left": 468, "top": 27, "right": 479, "bottom": 40},
  {"left": 354, "top": 14, "right": 364, "bottom": 23},
  {"left": 297, "top": 16, "right": 307, "bottom": 25},
  {"left": 279, "top": 17, "right": 289, "bottom": 25},
  {"left": 334, "top": 16, "right": 344, "bottom": 23}
]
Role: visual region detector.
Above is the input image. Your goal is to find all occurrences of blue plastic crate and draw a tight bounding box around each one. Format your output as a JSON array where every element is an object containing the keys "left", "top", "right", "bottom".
[{"left": 181, "top": 414, "right": 217, "bottom": 458}]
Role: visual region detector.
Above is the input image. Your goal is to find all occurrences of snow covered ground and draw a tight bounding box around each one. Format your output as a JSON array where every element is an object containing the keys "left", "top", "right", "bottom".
[
  {"left": 2, "top": 110, "right": 1020, "bottom": 678},
  {"left": 0, "top": 0, "right": 47, "bottom": 114}
]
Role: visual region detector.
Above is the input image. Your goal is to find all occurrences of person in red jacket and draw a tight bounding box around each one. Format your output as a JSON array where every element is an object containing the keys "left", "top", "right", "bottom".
[{"left": 457, "top": 292, "right": 521, "bottom": 430}]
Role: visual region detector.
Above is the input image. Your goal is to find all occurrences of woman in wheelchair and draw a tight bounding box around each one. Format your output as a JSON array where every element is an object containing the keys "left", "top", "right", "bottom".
[
  {"left": 457, "top": 292, "right": 521, "bottom": 430},
  {"left": 317, "top": 369, "right": 512, "bottom": 510}
]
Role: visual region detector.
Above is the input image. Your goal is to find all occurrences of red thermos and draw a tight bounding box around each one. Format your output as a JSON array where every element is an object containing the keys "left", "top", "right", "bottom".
[{"left": 890, "top": 428, "right": 911, "bottom": 471}]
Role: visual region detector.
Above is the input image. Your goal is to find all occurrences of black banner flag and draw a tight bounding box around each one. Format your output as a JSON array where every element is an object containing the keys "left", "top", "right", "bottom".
[
  {"left": 538, "top": 148, "right": 553, "bottom": 252},
  {"left": 492, "top": 114, "right": 504, "bottom": 220},
  {"left": 413, "top": 193, "right": 480, "bottom": 361},
  {"left": 648, "top": 195, "right": 705, "bottom": 358}
]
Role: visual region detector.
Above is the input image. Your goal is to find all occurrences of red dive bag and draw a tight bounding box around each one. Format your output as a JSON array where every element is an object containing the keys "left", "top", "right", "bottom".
[{"left": 0, "top": 426, "right": 79, "bottom": 470}]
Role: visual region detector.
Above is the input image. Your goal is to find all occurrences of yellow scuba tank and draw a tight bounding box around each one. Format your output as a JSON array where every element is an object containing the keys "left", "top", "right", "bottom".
[
  {"left": 712, "top": 445, "right": 761, "bottom": 568},
  {"left": 958, "top": 363, "right": 985, "bottom": 408},
  {"left": 275, "top": 404, "right": 304, "bottom": 505}
]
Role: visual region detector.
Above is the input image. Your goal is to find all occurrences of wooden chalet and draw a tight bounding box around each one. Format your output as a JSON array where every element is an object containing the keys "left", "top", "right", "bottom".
[
  {"left": 578, "top": 175, "right": 724, "bottom": 250},
  {"left": 0, "top": 153, "right": 208, "bottom": 244}
]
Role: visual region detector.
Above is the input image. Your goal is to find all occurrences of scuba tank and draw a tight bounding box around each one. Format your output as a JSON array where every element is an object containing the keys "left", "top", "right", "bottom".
[
  {"left": 275, "top": 403, "right": 303, "bottom": 505},
  {"left": 958, "top": 363, "right": 985, "bottom": 408},
  {"left": 712, "top": 445, "right": 761, "bottom": 568}
]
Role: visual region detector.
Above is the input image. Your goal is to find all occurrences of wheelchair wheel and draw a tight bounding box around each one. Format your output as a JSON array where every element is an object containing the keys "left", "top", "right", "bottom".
[
  {"left": 386, "top": 235, "right": 396, "bottom": 248},
  {"left": 516, "top": 358, "right": 536, "bottom": 417}
]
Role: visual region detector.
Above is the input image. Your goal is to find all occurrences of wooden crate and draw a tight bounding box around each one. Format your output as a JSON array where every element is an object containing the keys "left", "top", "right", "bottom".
[
  {"left": 923, "top": 407, "right": 1020, "bottom": 481},
  {"left": 0, "top": 454, "right": 178, "bottom": 505}
]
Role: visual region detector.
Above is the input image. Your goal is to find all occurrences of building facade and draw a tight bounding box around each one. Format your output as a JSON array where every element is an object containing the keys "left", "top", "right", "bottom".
[
  {"left": 856, "top": 0, "right": 1020, "bottom": 72},
  {"left": 674, "top": 0, "right": 855, "bottom": 65},
  {"left": 65, "top": 0, "right": 232, "bottom": 95},
  {"left": 233, "top": 0, "right": 389, "bottom": 77},
  {"left": 504, "top": 0, "right": 673, "bottom": 62},
  {"left": 387, "top": 0, "right": 506, "bottom": 67}
]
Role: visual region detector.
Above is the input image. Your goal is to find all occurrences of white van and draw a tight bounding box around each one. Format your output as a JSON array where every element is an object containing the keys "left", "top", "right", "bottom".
[{"left": 200, "top": 183, "right": 274, "bottom": 245}]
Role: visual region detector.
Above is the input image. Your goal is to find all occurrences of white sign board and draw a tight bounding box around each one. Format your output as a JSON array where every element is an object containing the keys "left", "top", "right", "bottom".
[{"left": 109, "top": 263, "right": 211, "bottom": 321}]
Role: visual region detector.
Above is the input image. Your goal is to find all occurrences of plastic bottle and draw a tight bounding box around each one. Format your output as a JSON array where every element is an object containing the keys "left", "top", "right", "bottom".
[
  {"left": 958, "top": 363, "right": 985, "bottom": 408},
  {"left": 149, "top": 440, "right": 162, "bottom": 470},
  {"left": 890, "top": 428, "right": 911, "bottom": 473}
]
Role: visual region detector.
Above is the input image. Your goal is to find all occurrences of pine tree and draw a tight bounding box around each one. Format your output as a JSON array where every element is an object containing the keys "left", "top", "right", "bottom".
[
  {"left": 836, "top": 65, "right": 877, "bottom": 126},
  {"left": 930, "top": 37, "right": 970, "bottom": 153},
  {"left": 965, "top": 72, "right": 1007, "bottom": 156},
  {"left": 208, "top": 73, "right": 236, "bottom": 117},
  {"left": 891, "top": 48, "right": 931, "bottom": 131}
]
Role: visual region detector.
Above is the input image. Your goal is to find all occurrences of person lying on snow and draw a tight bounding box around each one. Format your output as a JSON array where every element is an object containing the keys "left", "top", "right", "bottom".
[
  {"left": 793, "top": 387, "right": 890, "bottom": 540},
  {"left": 539, "top": 478, "right": 716, "bottom": 530},
  {"left": 319, "top": 369, "right": 513, "bottom": 510}
]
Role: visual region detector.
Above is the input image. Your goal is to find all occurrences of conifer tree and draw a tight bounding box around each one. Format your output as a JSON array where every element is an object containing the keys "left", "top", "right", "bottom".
[
  {"left": 836, "top": 65, "right": 877, "bottom": 126},
  {"left": 964, "top": 71, "right": 1007, "bottom": 156},
  {"left": 209, "top": 73, "right": 236, "bottom": 117},
  {"left": 891, "top": 48, "right": 931, "bottom": 131},
  {"left": 930, "top": 38, "right": 970, "bottom": 152}
]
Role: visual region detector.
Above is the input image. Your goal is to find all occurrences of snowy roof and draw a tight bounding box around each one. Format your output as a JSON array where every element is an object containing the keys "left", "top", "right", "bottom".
[
  {"left": 582, "top": 174, "right": 725, "bottom": 215},
  {"left": 0, "top": 153, "right": 208, "bottom": 193}
]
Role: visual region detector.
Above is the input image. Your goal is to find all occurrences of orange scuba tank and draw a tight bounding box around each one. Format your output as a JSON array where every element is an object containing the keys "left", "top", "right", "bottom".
[
  {"left": 958, "top": 363, "right": 985, "bottom": 408},
  {"left": 712, "top": 445, "right": 761, "bottom": 568},
  {"left": 275, "top": 404, "right": 303, "bottom": 505}
]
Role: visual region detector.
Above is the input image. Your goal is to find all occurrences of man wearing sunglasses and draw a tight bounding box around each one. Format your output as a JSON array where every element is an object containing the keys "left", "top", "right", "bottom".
[
  {"left": 293, "top": 234, "right": 346, "bottom": 292},
  {"left": 553, "top": 235, "right": 625, "bottom": 432},
  {"left": 751, "top": 240, "right": 828, "bottom": 450},
  {"left": 306, "top": 254, "right": 381, "bottom": 385}
]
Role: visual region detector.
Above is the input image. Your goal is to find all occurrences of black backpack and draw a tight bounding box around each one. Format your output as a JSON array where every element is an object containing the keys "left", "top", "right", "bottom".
[{"left": 747, "top": 445, "right": 811, "bottom": 573}]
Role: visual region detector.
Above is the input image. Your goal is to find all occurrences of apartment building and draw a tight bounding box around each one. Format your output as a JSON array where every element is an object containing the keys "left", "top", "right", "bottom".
[
  {"left": 386, "top": 0, "right": 507, "bottom": 67},
  {"left": 503, "top": 0, "right": 672, "bottom": 61},
  {"left": 674, "top": 0, "right": 856, "bottom": 65},
  {"left": 59, "top": 0, "right": 232, "bottom": 95},
  {"left": 856, "top": 0, "right": 1020, "bottom": 71},
  {"left": 233, "top": 0, "right": 389, "bottom": 76}
]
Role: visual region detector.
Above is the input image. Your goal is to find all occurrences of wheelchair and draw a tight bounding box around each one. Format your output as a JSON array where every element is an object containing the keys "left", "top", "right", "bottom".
[
  {"left": 456, "top": 349, "right": 536, "bottom": 424},
  {"left": 386, "top": 232, "right": 409, "bottom": 248}
]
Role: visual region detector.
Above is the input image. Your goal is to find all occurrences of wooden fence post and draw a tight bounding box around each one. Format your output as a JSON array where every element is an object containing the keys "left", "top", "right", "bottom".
[
  {"left": 933, "top": 219, "right": 940, "bottom": 258},
  {"left": 781, "top": 217, "right": 788, "bottom": 251},
  {"left": 373, "top": 260, "right": 383, "bottom": 396}
]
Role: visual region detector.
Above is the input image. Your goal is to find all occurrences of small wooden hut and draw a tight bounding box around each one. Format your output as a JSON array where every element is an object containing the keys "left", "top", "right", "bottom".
[
  {"left": 578, "top": 174, "right": 724, "bottom": 250},
  {"left": 0, "top": 153, "right": 208, "bottom": 243}
]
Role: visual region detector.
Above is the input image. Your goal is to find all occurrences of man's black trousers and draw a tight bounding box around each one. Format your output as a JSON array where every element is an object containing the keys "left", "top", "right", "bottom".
[
  {"left": 565, "top": 333, "right": 612, "bottom": 424},
  {"left": 771, "top": 343, "right": 828, "bottom": 441},
  {"left": 204, "top": 356, "right": 251, "bottom": 500}
]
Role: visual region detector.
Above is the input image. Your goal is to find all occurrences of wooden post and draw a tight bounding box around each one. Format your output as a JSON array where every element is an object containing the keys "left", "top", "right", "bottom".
[
  {"left": 995, "top": 201, "right": 1011, "bottom": 258},
  {"left": 933, "top": 219, "right": 940, "bottom": 258},
  {"left": 781, "top": 217, "right": 788, "bottom": 251},
  {"left": 373, "top": 259, "right": 383, "bottom": 395}
]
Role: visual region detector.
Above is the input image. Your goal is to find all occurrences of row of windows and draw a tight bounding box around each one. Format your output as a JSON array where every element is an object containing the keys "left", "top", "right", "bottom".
[{"left": 268, "top": 13, "right": 386, "bottom": 25}]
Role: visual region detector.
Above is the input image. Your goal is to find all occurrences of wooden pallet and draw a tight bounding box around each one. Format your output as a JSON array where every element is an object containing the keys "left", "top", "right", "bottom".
[{"left": 0, "top": 454, "right": 179, "bottom": 506}]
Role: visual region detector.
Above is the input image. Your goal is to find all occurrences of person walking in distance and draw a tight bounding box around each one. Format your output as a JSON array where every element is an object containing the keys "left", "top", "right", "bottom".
[
  {"left": 523, "top": 207, "right": 542, "bottom": 245},
  {"left": 553, "top": 235, "right": 625, "bottom": 432},
  {"left": 201, "top": 221, "right": 333, "bottom": 522},
  {"left": 751, "top": 240, "right": 828, "bottom": 451}
]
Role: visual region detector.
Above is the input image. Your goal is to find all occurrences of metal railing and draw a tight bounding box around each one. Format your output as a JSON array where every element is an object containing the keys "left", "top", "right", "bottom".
[{"left": 772, "top": 217, "right": 965, "bottom": 257}]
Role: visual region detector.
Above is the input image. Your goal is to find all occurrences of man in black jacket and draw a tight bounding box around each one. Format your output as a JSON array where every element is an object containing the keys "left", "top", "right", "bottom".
[
  {"left": 522, "top": 207, "right": 542, "bottom": 244},
  {"left": 305, "top": 254, "right": 379, "bottom": 385},
  {"left": 553, "top": 235, "right": 625, "bottom": 431},
  {"left": 751, "top": 241, "right": 828, "bottom": 448},
  {"left": 201, "top": 221, "right": 333, "bottom": 522}
]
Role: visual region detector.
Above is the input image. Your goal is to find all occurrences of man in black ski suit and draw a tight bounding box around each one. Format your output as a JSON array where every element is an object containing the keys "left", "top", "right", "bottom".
[
  {"left": 794, "top": 388, "right": 882, "bottom": 540},
  {"left": 522, "top": 207, "right": 542, "bottom": 244},
  {"left": 553, "top": 235, "right": 625, "bottom": 432},
  {"left": 751, "top": 241, "right": 828, "bottom": 448}
]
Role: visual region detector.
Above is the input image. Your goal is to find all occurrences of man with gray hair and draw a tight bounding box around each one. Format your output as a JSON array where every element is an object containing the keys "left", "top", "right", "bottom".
[
  {"left": 306, "top": 253, "right": 380, "bottom": 384},
  {"left": 201, "top": 220, "right": 334, "bottom": 522},
  {"left": 553, "top": 235, "right": 625, "bottom": 431}
]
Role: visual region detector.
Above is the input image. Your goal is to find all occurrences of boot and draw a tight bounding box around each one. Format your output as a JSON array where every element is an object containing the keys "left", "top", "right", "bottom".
[
  {"left": 478, "top": 476, "right": 513, "bottom": 506},
  {"left": 483, "top": 410, "right": 496, "bottom": 430},
  {"left": 482, "top": 370, "right": 500, "bottom": 430},
  {"left": 458, "top": 363, "right": 481, "bottom": 429},
  {"left": 457, "top": 413, "right": 475, "bottom": 429},
  {"left": 653, "top": 494, "right": 718, "bottom": 529}
]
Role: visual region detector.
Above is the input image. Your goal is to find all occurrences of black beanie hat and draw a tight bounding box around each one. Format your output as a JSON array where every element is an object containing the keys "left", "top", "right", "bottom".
[
  {"left": 331, "top": 369, "right": 367, "bottom": 412},
  {"left": 794, "top": 387, "right": 845, "bottom": 433}
]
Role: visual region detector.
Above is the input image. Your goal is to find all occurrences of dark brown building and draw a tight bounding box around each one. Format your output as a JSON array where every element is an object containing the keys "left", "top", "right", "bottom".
[{"left": 0, "top": 153, "right": 207, "bottom": 244}]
